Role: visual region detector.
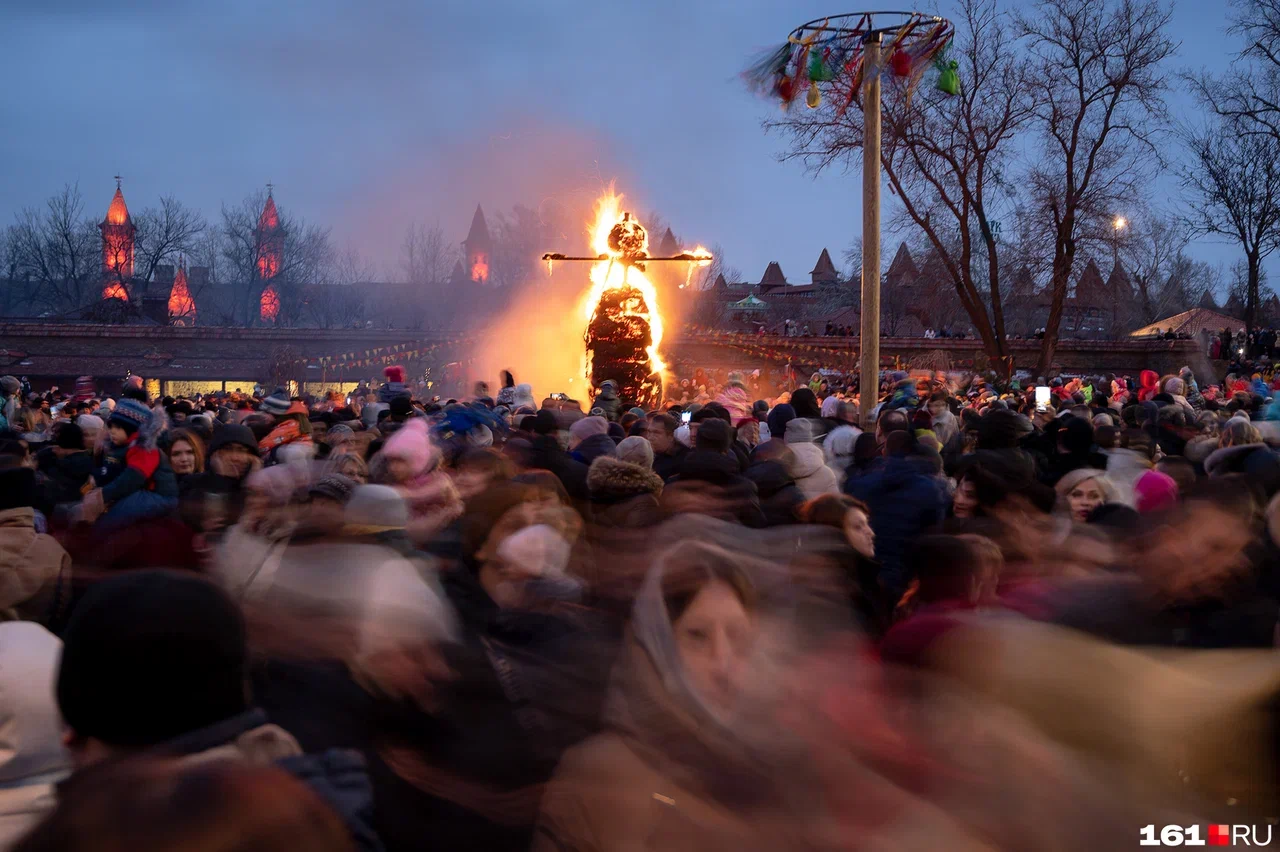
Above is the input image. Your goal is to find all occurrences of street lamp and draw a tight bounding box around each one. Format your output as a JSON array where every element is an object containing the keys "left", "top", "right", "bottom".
[{"left": 1113, "top": 216, "right": 1127, "bottom": 232}]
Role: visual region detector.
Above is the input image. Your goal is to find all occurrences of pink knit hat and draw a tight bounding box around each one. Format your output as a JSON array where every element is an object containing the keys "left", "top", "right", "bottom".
[
  {"left": 569, "top": 415, "right": 609, "bottom": 442},
  {"left": 380, "top": 418, "right": 439, "bottom": 473},
  {"left": 1134, "top": 469, "right": 1178, "bottom": 514}
]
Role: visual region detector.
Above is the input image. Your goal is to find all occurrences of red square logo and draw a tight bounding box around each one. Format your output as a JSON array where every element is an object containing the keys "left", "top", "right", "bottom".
[{"left": 1209, "top": 824, "right": 1231, "bottom": 846}]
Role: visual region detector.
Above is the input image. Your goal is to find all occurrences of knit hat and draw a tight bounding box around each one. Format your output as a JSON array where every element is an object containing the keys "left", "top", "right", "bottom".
[
  {"left": 75, "top": 414, "right": 104, "bottom": 433},
  {"left": 628, "top": 407, "right": 647, "bottom": 419},
  {"left": 326, "top": 423, "right": 355, "bottom": 445},
  {"left": 259, "top": 388, "right": 290, "bottom": 417},
  {"left": 569, "top": 416, "right": 609, "bottom": 442},
  {"left": 766, "top": 404, "right": 796, "bottom": 440},
  {"left": 108, "top": 398, "right": 151, "bottom": 434},
  {"left": 207, "top": 424, "right": 258, "bottom": 456},
  {"left": 494, "top": 524, "right": 571, "bottom": 579},
  {"left": 380, "top": 417, "right": 438, "bottom": 473},
  {"left": 617, "top": 435, "right": 655, "bottom": 469},
  {"left": 389, "top": 396, "right": 414, "bottom": 417},
  {"left": 343, "top": 484, "right": 408, "bottom": 535},
  {"left": 309, "top": 473, "right": 357, "bottom": 505},
  {"left": 0, "top": 376, "right": 18, "bottom": 395},
  {"left": 56, "top": 571, "right": 248, "bottom": 748},
  {"left": 1134, "top": 469, "right": 1179, "bottom": 514}
]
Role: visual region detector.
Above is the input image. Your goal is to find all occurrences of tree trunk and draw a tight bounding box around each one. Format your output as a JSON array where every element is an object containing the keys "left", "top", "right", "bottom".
[
  {"left": 1036, "top": 242, "right": 1073, "bottom": 377},
  {"left": 1247, "top": 251, "right": 1260, "bottom": 334}
]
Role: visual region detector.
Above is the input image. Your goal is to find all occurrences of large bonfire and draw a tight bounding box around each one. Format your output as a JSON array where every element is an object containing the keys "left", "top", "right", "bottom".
[{"left": 579, "top": 189, "right": 667, "bottom": 410}]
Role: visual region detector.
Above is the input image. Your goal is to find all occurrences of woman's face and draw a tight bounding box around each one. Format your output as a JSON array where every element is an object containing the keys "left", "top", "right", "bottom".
[
  {"left": 170, "top": 439, "right": 197, "bottom": 475},
  {"left": 675, "top": 579, "right": 756, "bottom": 713},
  {"left": 1068, "top": 478, "right": 1106, "bottom": 522},
  {"left": 843, "top": 507, "right": 876, "bottom": 558},
  {"left": 953, "top": 478, "right": 979, "bottom": 518}
]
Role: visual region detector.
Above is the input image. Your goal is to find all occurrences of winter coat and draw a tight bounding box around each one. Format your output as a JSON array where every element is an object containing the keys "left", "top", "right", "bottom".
[
  {"left": 743, "top": 460, "right": 805, "bottom": 527},
  {"left": 845, "top": 456, "right": 948, "bottom": 600},
  {"left": 884, "top": 379, "right": 919, "bottom": 411},
  {"left": 1205, "top": 443, "right": 1280, "bottom": 497},
  {"left": 665, "top": 450, "right": 765, "bottom": 527},
  {"left": 571, "top": 433, "right": 618, "bottom": 467},
  {"left": 159, "top": 708, "right": 382, "bottom": 852},
  {"left": 0, "top": 508, "right": 68, "bottom": 622},
  {"left": 587, "top": 457, "right": 663, "bottom": 529},
  {"left": 594, "top": 386, "right": 621, "bottom": 422},
  {"left": 785, "top": 441, "right": 839, "bottom": 499},
  {"left": 227, "top": 533, "right": 457, "bottom": 670},
  {"left": 822, "top": 425, "right": 862, "bottom": 485},
  {"left": 650, "top": 443, "right": 689, "bottom": 484},
  {"left": 372, "top": 567, "right": 607, "bottom": 852},
  {"left": 0, "top": 622, "right": 69, "bottom": 849},
  {"left": 713, "top": 385, "right": 753, "bottom": 427},
  {"left": 528, "top": 435, "right": 590, "bottom": 503},
  {"left": 1102, "top": 448, "right": 1151, "bottom": 508}
]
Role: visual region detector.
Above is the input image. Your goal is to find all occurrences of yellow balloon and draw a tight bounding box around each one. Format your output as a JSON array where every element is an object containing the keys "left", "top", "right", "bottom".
[{"left": 806, "top": 81, "right": 821, "bottom": 109}]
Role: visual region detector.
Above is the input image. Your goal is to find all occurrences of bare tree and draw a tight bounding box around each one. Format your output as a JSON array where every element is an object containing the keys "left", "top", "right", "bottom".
[
  {"left": 133, "top": 196, "right": 206, "bottom": 285},
  {"left": 1180, "top": 116, "right": 1280, "bottom": 332},
  {"left": 401, "top": 221, "right": 458, "bottom": 288},
  {"left": 304, "top": 246, "right": 373, "bottom": 329},
  {"left": 1018, "top": 0, "right": 1177, "bottom": 375},
  {"left": 217, "top": 190, "right": 331, "bottom": 326},
  {"left": 1118, "top": 212, "right": 1191, "bottom": 323},
  {"left": 768, "top": 0, "right": 1034, "bottom": 376},
  {"left": 8, "top": 184, "right": 100, "bottom": 314}
]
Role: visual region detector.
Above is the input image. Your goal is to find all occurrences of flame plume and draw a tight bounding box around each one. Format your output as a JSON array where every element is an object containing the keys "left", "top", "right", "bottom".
[{"left": 580, "top": 188, "right": 666, "bottom": 408}]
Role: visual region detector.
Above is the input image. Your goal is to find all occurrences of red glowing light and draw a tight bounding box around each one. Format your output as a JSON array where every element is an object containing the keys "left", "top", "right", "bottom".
[
  {"left": 260, "top": 285, "right": 280, "bottom": 321},
  {"left": 169, "top": 267, "right": 195, "bottom": 324},
  {"left": 103, "top": 281, "right": 129, "bottom": 301},
  {"left": 471, "top": 254, "right": 489, "bottom": 282}
]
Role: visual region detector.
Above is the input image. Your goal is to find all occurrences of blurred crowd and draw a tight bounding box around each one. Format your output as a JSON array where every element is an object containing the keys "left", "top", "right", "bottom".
[{"left": 1, "top": 359, "right": 1279, "bottom": 851}]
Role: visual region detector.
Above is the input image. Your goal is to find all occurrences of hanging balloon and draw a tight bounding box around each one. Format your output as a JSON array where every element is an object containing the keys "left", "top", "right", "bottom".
[
  {"left": 890, "top": 49, "right": 913, "bottom": 77},
  {"left": 776, "top": 76, "right": 798, "bottom": 103},
  {"left": 806, "top": 81, "right": 822, "bottom": 109},
  {"left": 936, "top": 60, "right": 961, "bottom": 96},
  {"left": 808, "top": 50, "right": 835, "bottom": 82}
]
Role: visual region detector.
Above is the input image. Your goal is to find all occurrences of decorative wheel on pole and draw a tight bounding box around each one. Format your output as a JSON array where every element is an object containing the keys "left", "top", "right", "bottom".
[{"left": 746, "top": 11, "right": 956, "bottom": 426}]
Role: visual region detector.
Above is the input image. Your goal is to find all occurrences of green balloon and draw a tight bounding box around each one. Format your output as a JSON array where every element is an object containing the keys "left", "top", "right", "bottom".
[
  {"left": 808, "top": 51, "right": 835, "bottom": 82},
  {"left": 936, "top": 60, "right": 961, "bottom": 96}
]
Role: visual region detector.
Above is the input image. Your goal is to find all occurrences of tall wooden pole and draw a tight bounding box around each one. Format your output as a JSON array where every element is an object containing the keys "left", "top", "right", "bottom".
[{"left": 859, "top": 34, "right": 882, "bottom": 428}]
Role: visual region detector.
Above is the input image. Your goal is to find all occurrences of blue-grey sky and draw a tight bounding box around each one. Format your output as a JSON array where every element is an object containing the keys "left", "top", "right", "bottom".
[{"left": 0, "top": 0, "right": 1260, "bottom": 291}]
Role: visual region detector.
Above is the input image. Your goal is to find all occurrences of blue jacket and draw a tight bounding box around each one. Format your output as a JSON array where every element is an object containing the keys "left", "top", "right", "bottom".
[
  {"left": 159, "top": 709, "right": 383, "bottom": 852},
  {"left": 845, "top": 454, "right": 948, "bottom": 600}
]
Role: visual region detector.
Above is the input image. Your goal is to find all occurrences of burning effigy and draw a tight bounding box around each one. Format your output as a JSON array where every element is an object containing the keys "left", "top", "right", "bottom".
[{"left": 544, "top": 187, "right": 709, "bottom": 410}]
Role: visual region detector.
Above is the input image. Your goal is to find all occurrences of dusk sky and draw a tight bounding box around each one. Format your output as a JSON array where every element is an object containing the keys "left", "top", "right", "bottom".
[{"left": 0, "top": 0, "right": 1258, "bottom": 292}]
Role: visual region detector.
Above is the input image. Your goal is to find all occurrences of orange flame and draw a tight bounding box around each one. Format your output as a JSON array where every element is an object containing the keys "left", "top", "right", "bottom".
[
  {"left": 103, "top": 281, "right": 129, "bottom": 301},
  {"left": 580, "top": 186, "right": 666, "bottom": 386}
]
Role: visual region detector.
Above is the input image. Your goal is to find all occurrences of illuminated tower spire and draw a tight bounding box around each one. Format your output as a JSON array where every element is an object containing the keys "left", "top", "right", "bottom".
[
  {"left": 464, "top": 204, "right": 492, "bottom": 283},
  {"left": 256, "top": 184, "right": 281, "bottom": 321},
  {"left": 100, "top": 176, "right": 135, "bottom": 300}
]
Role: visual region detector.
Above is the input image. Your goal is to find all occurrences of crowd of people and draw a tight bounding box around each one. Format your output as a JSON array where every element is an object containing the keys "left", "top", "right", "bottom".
[{"left": 0, "top": 357, "right": 1279, "bottom": 850}]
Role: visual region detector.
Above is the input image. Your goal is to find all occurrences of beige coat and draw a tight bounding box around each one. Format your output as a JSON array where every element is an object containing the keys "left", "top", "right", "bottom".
[{"left": 0, "top": 509, "right": 68, "bottom": 621}]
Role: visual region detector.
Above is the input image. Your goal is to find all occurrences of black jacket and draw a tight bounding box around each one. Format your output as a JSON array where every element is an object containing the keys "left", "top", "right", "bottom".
[
  {"left": 743, "top": 459, "right": 804, "bottom": 527},
  {"left": 651, "top": 442, "right": 690, "bottom": 483},
  {"left": 527, "top": 435, "right": 589, "bottom": 502},
  {"left": 666, "top": 449, "right": 765, "bottom": 527}
]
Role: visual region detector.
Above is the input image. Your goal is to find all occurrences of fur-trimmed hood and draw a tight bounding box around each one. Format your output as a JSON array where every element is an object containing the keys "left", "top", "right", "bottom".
[{"left": 587, "top": 456, "right": 663, "bottom": 501}]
